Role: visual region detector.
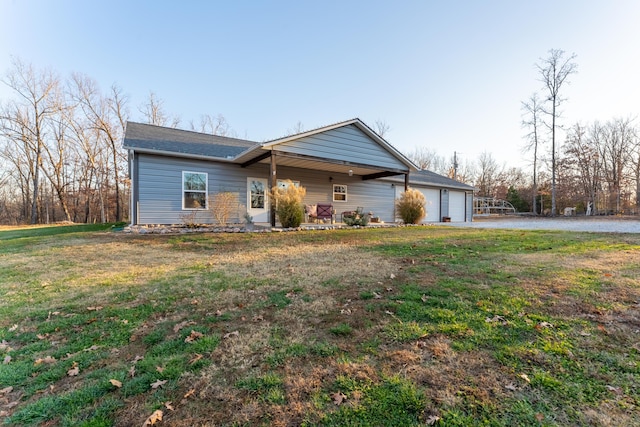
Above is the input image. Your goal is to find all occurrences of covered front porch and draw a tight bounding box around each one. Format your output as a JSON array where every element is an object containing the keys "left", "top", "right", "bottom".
[{"left": 235, "top": 120, "right": 416, "bottom": 226}]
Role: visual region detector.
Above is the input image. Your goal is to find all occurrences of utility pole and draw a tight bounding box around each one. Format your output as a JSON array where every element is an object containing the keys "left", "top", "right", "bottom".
[{"left": 453, "top": 151, "right": 459, "bottom": 181}]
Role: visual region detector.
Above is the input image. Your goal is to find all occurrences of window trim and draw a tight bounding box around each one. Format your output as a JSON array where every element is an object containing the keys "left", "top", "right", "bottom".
[
  {"left": 182, "top": 171, "right": 208, "bottom": 210},
  {"left": 332, "top": 184, "right": 347, "bottom": 202}
]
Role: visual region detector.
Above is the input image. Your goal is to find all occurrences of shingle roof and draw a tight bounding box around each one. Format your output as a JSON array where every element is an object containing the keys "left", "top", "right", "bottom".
[{"left": 123, "top": 122, "right": 257, "bottom": 159}]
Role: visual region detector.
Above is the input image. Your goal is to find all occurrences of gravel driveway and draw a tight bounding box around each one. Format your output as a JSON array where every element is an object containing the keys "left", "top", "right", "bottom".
[{"left": 445, "top": 216, "right": 640, "bottom": 233}]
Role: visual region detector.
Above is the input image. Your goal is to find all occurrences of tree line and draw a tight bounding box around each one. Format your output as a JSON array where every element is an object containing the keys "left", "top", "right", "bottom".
[
  {"left": 408, "top": 49, "right": 639, "bottom": 216},
  {"left": 2, "top": 52, "right": 638, "bottom": 225},
  {"left": 0, "top": 58, "right": 230, "bottom": 225}
]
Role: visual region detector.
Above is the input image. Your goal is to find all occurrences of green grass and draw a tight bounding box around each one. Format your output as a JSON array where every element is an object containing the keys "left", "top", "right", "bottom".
[{"left": 1, "top": 225, "right": 639, "bottom": 426}]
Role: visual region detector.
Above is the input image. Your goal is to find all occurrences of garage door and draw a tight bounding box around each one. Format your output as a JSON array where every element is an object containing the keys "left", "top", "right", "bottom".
[
  {"left": 449, "top": 191, "right": 466, "bottom": 222},
  {"left": 420, "top": 188, "right": 440, "bottom": 222},
  {"left": 395, "top": 187, "right": 440, "bottom": 222}
]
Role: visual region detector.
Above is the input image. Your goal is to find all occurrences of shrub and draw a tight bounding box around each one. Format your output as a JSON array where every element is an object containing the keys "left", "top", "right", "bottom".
[
  {"left": 271, "top": 180, "right": 306, "bottom": 228},
  {"left": 396, "top": 188, "right": 426, "bottom": 224},
  {"left": 208, "top": 192, "right": 242, "bottom": 226},
  {"left": 343, "top": 207, "right": 369, "bottom": 226}
]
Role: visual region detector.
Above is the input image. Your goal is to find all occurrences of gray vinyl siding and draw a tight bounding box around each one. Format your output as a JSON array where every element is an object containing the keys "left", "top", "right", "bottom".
[
  {"left": 135, "top": 154, "right": 399, "bottom": 225},
  {"left": 277, "top": 167, "right": 397, "bottom": 222},
  {"left": 275, "top": 124, "right": 407, "bottom": 171},
  {"left": 136, "top": 154, "right": 268, "bottom": 225}
]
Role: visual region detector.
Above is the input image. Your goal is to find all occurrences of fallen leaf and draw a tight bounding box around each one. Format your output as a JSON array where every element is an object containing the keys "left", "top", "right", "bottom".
[
  {"left": 485, "top": 315, "right": 508, "bottom": 325},
  {"left": 389, "top": 273, "right": 396, "bottom": 279},
  {"left": 183, "top": 388, "right": 195, "bottom": 399},
  {"left": 535, "top": 413, "right": 544, "bottom": 422},
  {"left": 156, "top": 366, "right": 164, "bottom": 373},
  {"left": 215, "top": 310, "right": 224, "bottom": 317},
  {"left": 151, "top": 379, "right": 167, "bottom": 389},
  {"left": 5, "top": 401, "right": 19, "bottom": 409},
  {"left": 129, "top": 366, "right": 136, "bottom": 378},
  {"left": 109, "top": 379, "right": 122, "bottom": 388},
  {"left": 519, "top": 373, "right": 531, "bottom": 383},
  {"left": 0, "top": 386, "right": 13, "bottom": 395},
  {"left": 340, "top": 309, "right": 352, "bottom": 315},
  {"left": 0, "top": 340, "right": 9, "bottom": 351},
  {"left": 191, "top": 299, "right": 199, "bottom": 305},
  {"left": 3, "top": 355, "right": 11, "bottom": 365},
  {"left": 606, "top": 385, "right": 622, "bottom": 394},
  {"left": 34, "top": 356, "right": 56, "bottom": 365},
  {"left": 67, "top": 364, "right": 80, "bottom": 377},
  {"left": 535, "top": 321, "right": 554, "bottom": 329},
  {"left": 8, "top": 324, "right": 18, "bottom": 332},
  {"left": 143, "top": 409, "right": 163, "bottom": 426},
  {"left": 505, "top": 383, "right": 517, "bottom": 391},
  {"left": 223, "top": 330, "right": 239, "bottom": 339},
  {"left": 421, "top": 294, "right": 429, "bottom": 302},
  {"left": 84, "top": 345, "right": 100, "bottom": 352},
  {"left": 185, "top": 330, "right": 204, "bottom": 343},
  {"left": 133, "top": 355, "right": 144, "bottom": 363},
  {"left": 426, "top": 415, "right": 441, "bottom": 425},
  {"left": 385, "top": 310, "right": 394, "bottom": 315},
  {"left": 189, "top": 354, "right": 203, "bottom": 364},
  {"left": 164, "top": 401, "right": 174, "bottom": 411},
  {"left": 0, "top": 410, "right": 7, "bottom": 417},
  {"left": 252, "top": 315, "right": 264, "bottom": 322},
  {"left": 386, "top": 287, "right": 393, "bottom": 292},
  {"left": 331, "top": 391, "right": 347, "bottom": 405},
  {"left": 373, "top": 292, "right": 382, "bottom": 299},
  {"left": 87, "top": 306, "right": 103, "bottom": 311},
  {"left": 173, "top": 320, "right": 196, "bottom": 333}
]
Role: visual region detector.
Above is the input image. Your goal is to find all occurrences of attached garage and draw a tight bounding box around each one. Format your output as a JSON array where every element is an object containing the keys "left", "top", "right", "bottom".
[{"left": 387, "top": 170, "right": 475, "bottom": 223}]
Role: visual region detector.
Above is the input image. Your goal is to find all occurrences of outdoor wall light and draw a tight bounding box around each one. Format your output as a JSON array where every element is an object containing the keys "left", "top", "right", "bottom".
[
  {"left": 329, "top": 176, "right": 333, "bottom": 182},
  {"left": 348, "top": 169, "right": 353, "bottom": 176}
]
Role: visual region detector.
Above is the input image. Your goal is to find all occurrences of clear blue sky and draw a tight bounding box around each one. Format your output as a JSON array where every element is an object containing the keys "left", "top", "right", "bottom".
[{"left": 1, "top": 0, "right": 639, "bottom": 170}]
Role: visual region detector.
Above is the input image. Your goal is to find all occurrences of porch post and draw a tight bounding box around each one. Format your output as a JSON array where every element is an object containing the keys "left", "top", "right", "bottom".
[
  {"left": 404, "top": 173, "right": 409, "bottom": 192},
  {"left": 269, "top": 152, "right": 277, "bottom": 226}
]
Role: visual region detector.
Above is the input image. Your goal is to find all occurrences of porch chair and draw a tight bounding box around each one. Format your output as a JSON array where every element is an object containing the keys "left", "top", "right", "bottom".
[{"left": 315, "top": 203, "right": 334, "bottom": 223}]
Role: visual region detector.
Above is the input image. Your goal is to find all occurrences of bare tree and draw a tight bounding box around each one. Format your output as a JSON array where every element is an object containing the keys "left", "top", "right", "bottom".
[
  {"left": 374, "top": 120, "right": 390, "bottom": 138},
  {"left": 138, "top": 91, "right": 179, "bottom": 127},
  {"left": 474, "top": 151, "right": 501, "bottom": 197},
  {"left": 536, "top": 49, "right": 578, "bottom": 216},
  {"left": 70, "top": 74, "right": 128, "bottom": 221},
  {"left": 406, "top": 147, "right": 448, "bottom": 174},
  {"left": 285, "top": 121, "right": 305, "bottom": 135},
  {"left": 599, "top": 118, "right": 635, "bottom": 213},
  {"left": 521, "top": 92, "right": 545, "bottom": 214},
  {"left": 0, "top": 58, "right": 62, "bottom": 223},
  {"left": 190, "top": 113, "right": 230, "bottom": 136},
  {"left": 563, "top": 122, "right": 600, "bottom": 214}
]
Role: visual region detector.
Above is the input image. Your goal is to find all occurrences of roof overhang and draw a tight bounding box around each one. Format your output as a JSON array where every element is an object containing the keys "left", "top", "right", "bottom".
[{"left": 240, "top": 148, "right": 409, "bottom": 177}]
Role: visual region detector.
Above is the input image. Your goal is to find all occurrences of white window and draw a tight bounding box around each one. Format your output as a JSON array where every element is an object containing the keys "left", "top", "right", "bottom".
[
  {"left": 183, "top": 171, "right": 207, "bottom": 209},
  {"left": 333, "top": 184, "right": 347, "bottom": 202}
]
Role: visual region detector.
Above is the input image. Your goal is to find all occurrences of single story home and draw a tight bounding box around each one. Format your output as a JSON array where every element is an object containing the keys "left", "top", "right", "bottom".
[{"left": 123, "top": 118, "right": 474, "bottom": 226}]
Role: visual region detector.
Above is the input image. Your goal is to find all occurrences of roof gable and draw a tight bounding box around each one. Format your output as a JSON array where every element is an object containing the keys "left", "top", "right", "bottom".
[{"left": 263, "top": 118, "right": 417, "bottom": 171}]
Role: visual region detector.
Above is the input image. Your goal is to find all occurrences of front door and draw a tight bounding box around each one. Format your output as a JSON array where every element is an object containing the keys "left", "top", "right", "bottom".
[{"left": 247, "top": 177, "right": 269, "bottom": 223}]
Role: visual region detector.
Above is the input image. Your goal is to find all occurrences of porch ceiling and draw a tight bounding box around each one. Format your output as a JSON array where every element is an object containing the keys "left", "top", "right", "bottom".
[{"left": 245, "top": 150, "right": 409, "bottom": 178}]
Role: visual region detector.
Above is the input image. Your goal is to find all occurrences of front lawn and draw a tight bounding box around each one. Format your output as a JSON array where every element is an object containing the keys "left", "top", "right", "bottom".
[{"left": 1, "top": 226, "right": 638, "bottom": 426}]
